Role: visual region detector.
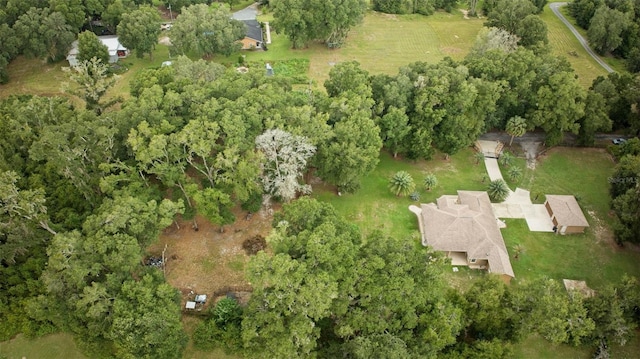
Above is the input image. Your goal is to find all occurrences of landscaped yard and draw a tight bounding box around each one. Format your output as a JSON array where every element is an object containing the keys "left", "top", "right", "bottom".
[
  {"left": 313, "top": 149, "right": 488, "bottom": 240},
  {"left": 314, "top": 146, "right": 640, "bottom": 288},
  {"left": 314, "top": 146, "right": 640, "bottom": 358}
]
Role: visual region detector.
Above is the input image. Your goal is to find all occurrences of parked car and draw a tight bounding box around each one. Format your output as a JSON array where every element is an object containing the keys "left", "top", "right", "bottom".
[
  {"left": 161, "top": 23, "right": 172, "bottom": 31},
  {"left": 612, "top": 138, "right": 627, "bottom": 145}
]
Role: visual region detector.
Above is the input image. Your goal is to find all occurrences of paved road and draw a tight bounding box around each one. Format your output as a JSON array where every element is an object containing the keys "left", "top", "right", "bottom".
[
  {"left": 549, "top": 2, "right": 614, "bottom": 73},
  {"left": 479, "top": 132, "right": 628, "bottom": 146},
  {"left": 232, "top": 3, "right": 258, "bottom": 20}
]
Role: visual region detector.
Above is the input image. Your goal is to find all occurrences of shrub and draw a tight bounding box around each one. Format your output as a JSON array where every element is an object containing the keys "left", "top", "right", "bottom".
[
  {"left": 507, "top": 166, "right": 522, "bottom": 182},
  {"left": 194, "top": 298, "right": 244, "bottom": 353},
  {"left": 424, "top": 173, "right": 438, "bottom": 191},
  {"left": 499, "top": 152, "right": 514, "bottom": 167},
  {"left": 213, "top": 297, "right": 243, "bottom": 327},
  {"left": 488, "top": 179, "right": 510, "bottom": 202},
  {"left": 388, "top": 171, "right": 415, "bottom": 197},
  {"left": 410, "top": 191, "right": 420, "bottom": 201}
]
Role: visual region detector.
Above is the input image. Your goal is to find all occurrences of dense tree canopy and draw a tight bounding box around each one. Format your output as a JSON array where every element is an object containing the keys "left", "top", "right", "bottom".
[
  {"left": 170, "top": 3, "right": 245, "bottom": 57},
  {"left": 117, "top": 5, "right": 162, "bottom": 60},
  {"left": 12, "top": 7, "right": 75, "bottom": 62},
  {"left": 271, "top": 0, "right": 367, "bottom": 48},
  {"left": 77, "top": 30, "right": 109, "bottom": 64},
  {"left": 243, "top": 198, "right": 460, "bottom": 357}
]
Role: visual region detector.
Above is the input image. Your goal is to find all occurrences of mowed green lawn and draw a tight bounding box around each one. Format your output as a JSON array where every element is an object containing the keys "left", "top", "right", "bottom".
[
  {"left": 240, "top": 9, "right": 483, "bottom": 85},
  {"left": 313, "top": 149, "right": 488, "bottom": 241},
  {"left": 539, "top": 4, "right": 612, "bottom": 87},
  {"left": 504, "top": 147, "right": 640, "bottom": 289}
]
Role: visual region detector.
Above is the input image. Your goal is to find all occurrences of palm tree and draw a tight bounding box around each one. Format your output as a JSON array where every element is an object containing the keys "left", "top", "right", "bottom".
[
  {"left": 389, "top": 171, "right": 415, "bottom": 197},
  {"left": 423, "top": 173, "right": 438, "bottom": 191},
  {"left": 498, "top": 151, "right": 514, "bottom": 167},
  {"left": 474, "top": 151, "right": 485, "bottom": 165},
  {"left": 487, "top": 179, "right": 510, "bottom": 202},
  {"left": 512, "top": 244, "right": 526, "bottom": 260},
  {"left": 507, "top": 166, "right": 522, "bottom": 182},
  {"left": 506, "top": 116, "right": 527, "bottom": 147}
]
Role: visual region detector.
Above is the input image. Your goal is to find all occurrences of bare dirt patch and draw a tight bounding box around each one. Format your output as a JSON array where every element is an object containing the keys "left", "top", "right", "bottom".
[
  {"left": 563, "top": 279, "right": 596, "bottom": 297},
  {"left": 147, "top": 206, "right": 277, "bottom": 309},
  {"left": 158, "top": 36, "right": 172, "bottom": 46},
  {"left": 520, "top": 141, "right": 541, "bottom": 169},
  {"left": 589, "top": 210, "right": 619, "bottom": 250}
]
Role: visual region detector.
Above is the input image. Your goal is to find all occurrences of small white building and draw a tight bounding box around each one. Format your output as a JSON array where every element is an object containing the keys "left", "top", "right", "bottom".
[{"left": 66, "top": 35, "right": 129, "bottom": 67}]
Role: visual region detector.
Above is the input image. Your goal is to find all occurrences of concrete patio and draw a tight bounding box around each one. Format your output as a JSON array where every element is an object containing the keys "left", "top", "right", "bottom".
[{"left": 491, "top": 186, "right": 555, "bottom": 232}]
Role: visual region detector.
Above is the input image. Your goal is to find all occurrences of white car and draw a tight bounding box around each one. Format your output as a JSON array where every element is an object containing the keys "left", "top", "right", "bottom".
[{"left": 161, "top": 23, "right": 172, "bottom": 31}]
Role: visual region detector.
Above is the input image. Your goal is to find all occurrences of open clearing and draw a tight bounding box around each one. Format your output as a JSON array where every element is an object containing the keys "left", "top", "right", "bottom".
[{"left": 147, "top": 206, "right": 276, "bottom": 309}]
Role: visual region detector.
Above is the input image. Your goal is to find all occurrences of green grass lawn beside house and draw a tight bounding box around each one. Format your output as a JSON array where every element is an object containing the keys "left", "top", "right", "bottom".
[{"left": 313, "top": 148, "right": 489, "bottom": 241}]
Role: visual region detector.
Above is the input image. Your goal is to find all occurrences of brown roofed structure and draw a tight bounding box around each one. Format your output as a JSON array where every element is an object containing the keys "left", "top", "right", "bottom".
[
  {"left": 544, "top": 195, "right": 589, "bottom": 234},
  {"left": 410, "top": 191, "right": 515, "bottom": 281}
]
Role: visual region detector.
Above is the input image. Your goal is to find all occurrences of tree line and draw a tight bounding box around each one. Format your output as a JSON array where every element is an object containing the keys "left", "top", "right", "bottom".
[
  {"left": 1, "top": 5, "right": 639, "bottom": 358},
  {"left": 569, "top": 0, "right": 640, "bottom": 72}
]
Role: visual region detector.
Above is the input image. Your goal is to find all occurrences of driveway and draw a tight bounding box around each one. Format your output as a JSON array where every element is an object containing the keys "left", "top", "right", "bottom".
[
  {"left": 549, "top": 2, "right": 614, "bottom": 73},
  {"left": 232, "top": 3, "right": 259, "bottom": 20},
  {"left": 481, "top": 140, "right": 555, "bottom": 232}
]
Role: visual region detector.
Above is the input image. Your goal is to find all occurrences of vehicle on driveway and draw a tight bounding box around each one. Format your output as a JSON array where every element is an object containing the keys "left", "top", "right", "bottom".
[{"left": 612, "top": 138, "right": 627, "bottom": 145}]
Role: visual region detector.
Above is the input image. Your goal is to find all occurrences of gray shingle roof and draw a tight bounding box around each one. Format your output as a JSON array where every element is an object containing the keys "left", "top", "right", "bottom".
[{"left": 242, "top": 19, "right": 263, "bottom": 43}]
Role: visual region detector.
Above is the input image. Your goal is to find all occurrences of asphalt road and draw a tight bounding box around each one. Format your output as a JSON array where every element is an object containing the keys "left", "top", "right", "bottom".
[
  {"left": 548, "top": 2, "right": 615, "bottom": 73},
  {"left": 479, "top": 132, "right": 628, "bottom": 146}
]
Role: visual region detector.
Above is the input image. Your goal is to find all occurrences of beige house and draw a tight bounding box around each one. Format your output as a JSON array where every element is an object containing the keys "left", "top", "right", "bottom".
[
  {"left": 410, "top": 191, "right": 515, "bottom": 283},
  {"left": 544, "top": 195, "right": 589, "bottom": 234}
]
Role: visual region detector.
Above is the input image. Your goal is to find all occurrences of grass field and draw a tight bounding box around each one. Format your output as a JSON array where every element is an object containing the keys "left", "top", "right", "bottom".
[
  {"left": 539, "top": 4, "right": 612, "bottom": 88},
  {"left": 1, "top": 5, "right": 611, "bottom": 99},
  {"left": 212, "top": 9, "right": 484, "bottom": 86},
  {"left": 0, "top": 333, "right": 86, "bottom": 359}
]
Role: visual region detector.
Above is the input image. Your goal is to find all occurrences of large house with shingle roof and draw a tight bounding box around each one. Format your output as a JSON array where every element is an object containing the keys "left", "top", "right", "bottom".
[
  {"left": 410, "top": 191, "right": 515, "bottom": 283},
  {"left": 544, "top": 195, "right": 589, "bottom": 234}
]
